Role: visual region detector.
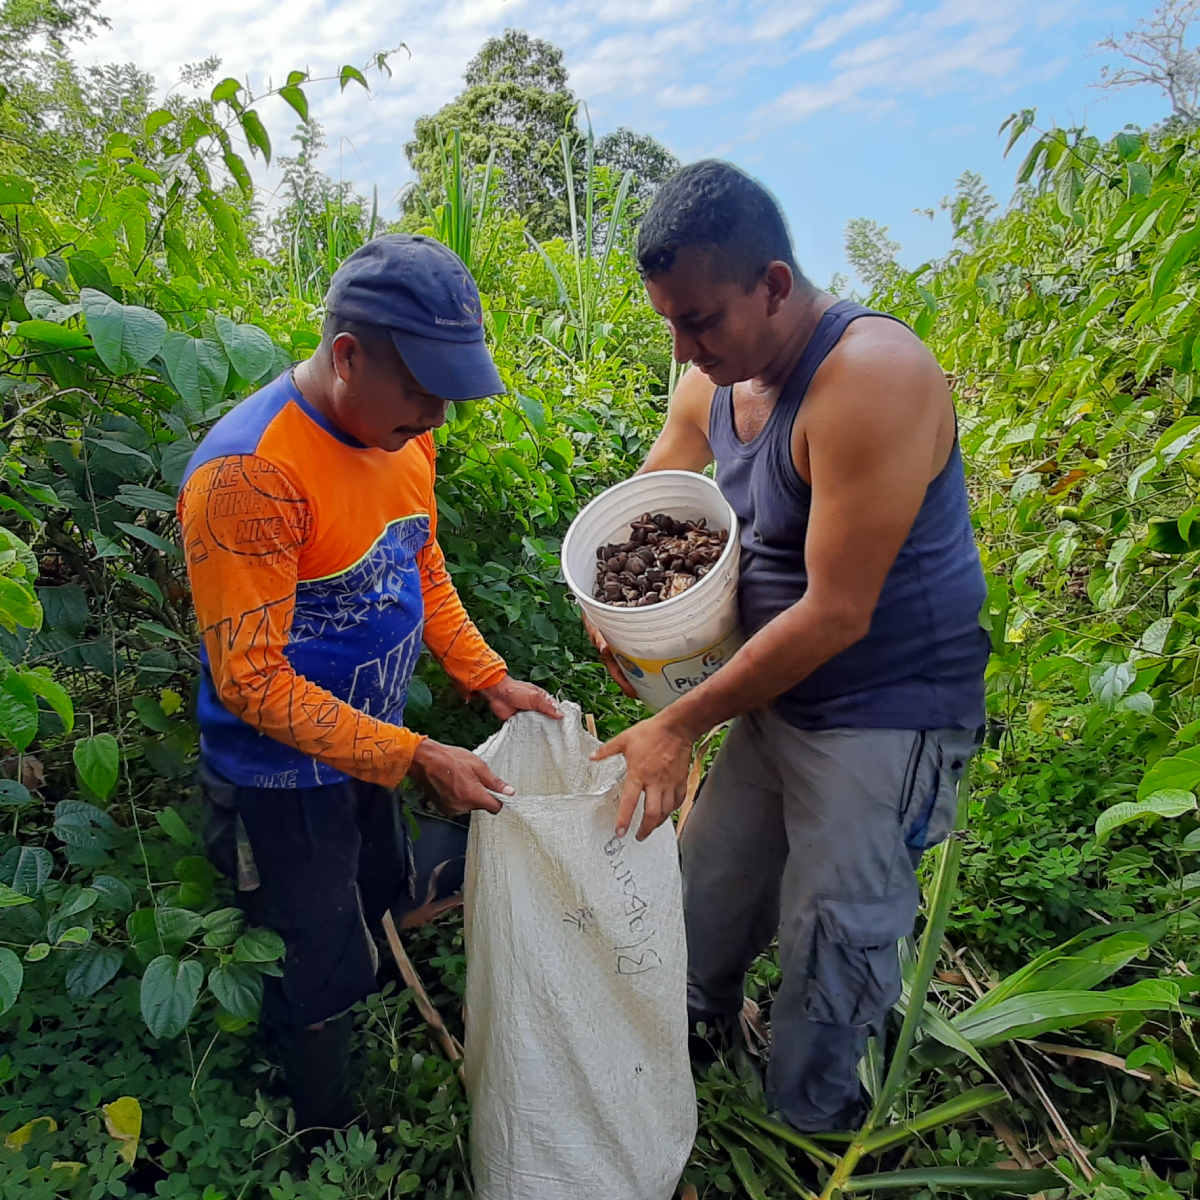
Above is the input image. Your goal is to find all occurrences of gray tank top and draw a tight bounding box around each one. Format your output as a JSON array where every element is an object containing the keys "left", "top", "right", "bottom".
[{"left": 708, "top": 298, "right": 989, "bottom": 730}]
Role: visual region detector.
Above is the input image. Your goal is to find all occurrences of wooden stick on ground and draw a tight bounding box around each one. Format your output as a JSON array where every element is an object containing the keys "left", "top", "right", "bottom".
[
  {"left": 676, "top": 724, "right": 727, "bottom": 839},
  {"left": 381, "top": 909, "right": 464, "bottom": 1076}
]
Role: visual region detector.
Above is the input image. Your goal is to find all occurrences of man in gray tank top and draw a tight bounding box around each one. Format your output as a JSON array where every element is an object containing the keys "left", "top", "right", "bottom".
[{"left": 589, "top": 161, "right": 989, "bottom": 1132}]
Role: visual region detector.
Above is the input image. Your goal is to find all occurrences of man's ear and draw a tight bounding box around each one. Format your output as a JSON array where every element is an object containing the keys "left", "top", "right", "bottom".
[
  {"left": 763, "top": 261, "right": 795, "bottom": 317},
  {"left": 329, "top": 332, "right": 362, "bottom": 383}
]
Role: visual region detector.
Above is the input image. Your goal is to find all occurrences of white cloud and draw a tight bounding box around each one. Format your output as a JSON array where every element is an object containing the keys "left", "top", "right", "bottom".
[
  {"left": 804, "top": 0, "right": 899, "bottom": 52},
  {"left": 769, "top": 77, "right": 859, "bottom": 122},
  {"left": 657, "top": 83, "right": 719, "bottom": 108},
  {"left": 747, "top": 0, "right": 832, "bottom": 41},
  {"left": 758, "top": 0, "right": 1057, "bottom": 128},
  {"left": 76, "top": 0, "right": 1108, "bottom": 222}
]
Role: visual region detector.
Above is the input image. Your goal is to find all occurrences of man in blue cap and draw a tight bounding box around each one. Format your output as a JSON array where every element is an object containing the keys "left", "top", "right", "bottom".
[{"left": 178, "top": 234, "right": 559, "bottom": 1139}]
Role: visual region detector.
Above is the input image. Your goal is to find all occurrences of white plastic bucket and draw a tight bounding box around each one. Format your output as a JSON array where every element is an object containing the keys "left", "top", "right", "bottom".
[{"left": 562, "top": 470, "right": 742, "bottom": 711}]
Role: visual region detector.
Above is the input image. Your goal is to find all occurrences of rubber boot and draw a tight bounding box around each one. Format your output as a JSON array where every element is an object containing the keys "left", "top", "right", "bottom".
[{"left": 274, "top": 1012, "right": 356, "bottom": 1143}]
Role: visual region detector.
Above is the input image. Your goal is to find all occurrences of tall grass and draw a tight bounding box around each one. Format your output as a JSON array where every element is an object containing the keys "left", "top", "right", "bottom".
[{"left": 408, "top": 127, "right": 498, "bottom": 277}]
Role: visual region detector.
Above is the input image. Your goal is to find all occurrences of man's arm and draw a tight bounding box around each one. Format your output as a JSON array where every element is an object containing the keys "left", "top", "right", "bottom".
[
  {"left": 596, "top": 332, "right": 949, "bottom": 838},
  {"left": 638, "top": 366, "right": 716, "bottom": 474},
  {"left": 419, "top": 534, "right": 508, "bottom": 693},
  {"left": 416, "top": 435, "right": 560, "bottom": 722}
]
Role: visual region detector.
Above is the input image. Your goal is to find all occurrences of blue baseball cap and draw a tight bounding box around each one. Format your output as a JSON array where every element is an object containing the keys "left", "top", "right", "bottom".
[{"left": 324, "top": 234, "right": 504, "bottom": 401}]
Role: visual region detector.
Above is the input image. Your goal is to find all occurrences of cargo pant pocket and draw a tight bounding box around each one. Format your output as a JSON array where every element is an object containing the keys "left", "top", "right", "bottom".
[
  {"left": 904, "top": 727, "right": 983, "bottom": 857},
  {"left": 805, "top": 889, "right": 919, "bottom": 1027}
]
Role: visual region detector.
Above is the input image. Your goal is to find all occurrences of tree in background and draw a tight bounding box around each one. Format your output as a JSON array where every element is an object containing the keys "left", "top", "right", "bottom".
[
  {"left": 406, "top": 28, "right": 677, "bottom": 240},
  {"left": 269, "top": 121, "right": 378, "bottom": 303},
  {"left": 939, "top": 169, "right": 998, "bottom": 250},
  {"left": 592, "top": 126, "right": 679, "bottom": 214},
  {"left": 1094, "top": 0, "right": 1200, "bottom": 122},
  {"left": 846, "top": 171, "right": 999, "bottom": 293},
  {"left": 406, "top": 30, "right": 577, "bottom": 239},
  {"left": 0, "top": 0, "right": 151, "bottom": 185},
  {"left": 843, "top": 216, "right": 902, "bottom": 293}
]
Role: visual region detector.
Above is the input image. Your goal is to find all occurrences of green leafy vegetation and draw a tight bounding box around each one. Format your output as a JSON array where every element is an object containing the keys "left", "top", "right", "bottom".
[{"left": 1, "top": 4, "right": 1200, "bottom": 1196}]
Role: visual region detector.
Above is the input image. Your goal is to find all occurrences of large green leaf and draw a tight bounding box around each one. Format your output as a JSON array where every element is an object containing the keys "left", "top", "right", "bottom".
[
  {"left": 69, "top": 251, "right": 118, "bottom": 298},
  {"left": 709, "top": 1136, "right": 770, "bottom": 1200},
  {"left": 80, "top": 289, "right": 166, "bottom": 375},
  {"left": 8, "top": 845, "right": 53, "bottom": 895},
  {"left": 279, "top": 84, "right": 309, "bottom": 124},
  {"left": 53, "top": 800, "right": 117, "bottom": 851},
  {"left": 0, "top": 947, "right": 23, "bottom": 1016},
  {"left": 116, "top": 485, "right": 178, "bottom": 513},
  {"left": 968, "top": 930, "right": 1151, "bottom": 1015},
  {"left": 0, "top": 882, "right": 32, "bottom": 908},
  {"left": 0, "top": 780, "right": 30, "bottom": 808},
  {"left": 39, "top": 584, "right": 88, "bottom": 636},
  {"left": 1096, "top": 790, "right": 1197, "bottom": 842},
  {"left": 155, "top": 806, "right": 193, "bottom": 845},
  {"left": 952, "top": 978, "right": 1179, "bottom": 1047},
  {"left": 0, "top": 673, "right": 39, "bottom": 751},
  {"left": 1138, "top": 746, "right": 1200, "bottom": 798},
  {"left": 1090, "top": 661, "right": 1134, "bottom": 708},
  {"left": 23, "top": 288, "right": 81, "bottom": 324},
  {"left": 0, "top": 175, "right": 34, "bottom": 206},
  {"left": 208, "top": 962, "right": 263, "bottom": 1019},
  {"left": 233, "top": 927, "right": 286, "bottom": 964},
  {"left": 140, "top": 955, "right": 203, "bottom": 1038},
  {"left": 1150, "top": 222, "right": 1200, "bottom": 304},
  {"left": 214, "top": 314, "right": 275, "bottom": 381},
  {"left": 897, "top": 983, "right": 995, "bottom": 1077},
  {"left": 723, "top": 1124, "right": 811, "bottom": 1194},
  {"left": 210, "top": 77, "right": 241, "bottom": 103},
  {"left": 73, "top": 733, "right": 119, "bottom": 800},
  {"left": 14, "top": 320, "right": 91, "bottom": 349},
  {"left": 240, "top": 110, "right": 271, "bottom": 163},
  {"left": 65, "top": 944, "right": 123, "bottom": 1000},
  {"left": 113, "top": 521, "right": 180, "bottom": 557},
  {"left": 22, "top": 671, "right": 74, "bottom": 733},
  {"left": 127, "top": 906, "right": 202, "bottom": 958},
  {"left": 92, "top": 875, "right": 133, "bottom": 912},
  {"left": 159, "top": 439, "right": 197, "bottom": 490},
  {"left": 0, "top": 575, "right": 43, "bottom": 632},
  {"left": 160, "top": 332, "right": 229, "bottom": 410},
  {"left": 201, "top": 907, "right": 244, "bottom": 949}
]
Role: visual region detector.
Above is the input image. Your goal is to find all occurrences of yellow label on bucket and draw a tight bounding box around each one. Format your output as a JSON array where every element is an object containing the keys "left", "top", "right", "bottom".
[{"left": 612, "top": 629, "right": 744, "bottom": 712}]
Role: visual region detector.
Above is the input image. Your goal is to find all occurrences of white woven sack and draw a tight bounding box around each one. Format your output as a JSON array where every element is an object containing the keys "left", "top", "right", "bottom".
[{"left": 464, "top": 703, "right": 696, "bottom": 1200}]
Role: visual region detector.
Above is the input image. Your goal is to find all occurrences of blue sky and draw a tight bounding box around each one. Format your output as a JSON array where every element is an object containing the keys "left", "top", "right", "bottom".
[{"left": 85, "top": 0, "right": 1170, "bottom": 286}]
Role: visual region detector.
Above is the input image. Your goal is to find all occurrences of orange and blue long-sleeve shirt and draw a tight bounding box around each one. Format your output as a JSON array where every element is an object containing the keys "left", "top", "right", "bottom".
[{"left": 177, "top": 370, "right": 507, "bottom": 789}]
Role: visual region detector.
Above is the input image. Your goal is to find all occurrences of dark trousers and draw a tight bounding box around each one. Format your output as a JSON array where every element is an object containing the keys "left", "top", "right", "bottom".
[{"left": 200, "top": 764, "right": 466, "bottom": 1030}]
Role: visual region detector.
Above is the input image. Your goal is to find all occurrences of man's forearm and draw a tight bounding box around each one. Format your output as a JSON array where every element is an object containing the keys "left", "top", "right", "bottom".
[{"left": 661, "top": 598, "right": 870, "bottom": 741}]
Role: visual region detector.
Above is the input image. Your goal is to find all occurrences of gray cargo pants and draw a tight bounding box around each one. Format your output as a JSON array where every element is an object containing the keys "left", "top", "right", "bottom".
[{"left": 681, "top": 708, "right": 981, "bottom": 1132}]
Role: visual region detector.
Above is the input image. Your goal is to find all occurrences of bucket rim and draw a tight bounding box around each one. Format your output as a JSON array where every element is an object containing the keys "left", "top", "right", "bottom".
[{"left": 561, "top": 470, "right": 739, "bottom": 616}]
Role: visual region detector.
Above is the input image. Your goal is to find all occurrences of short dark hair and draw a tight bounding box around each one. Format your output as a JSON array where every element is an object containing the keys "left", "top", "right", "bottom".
[
  {"left": 636, "top": 160, "right": 801, "bottom": 289},
  {"left": 319, "top": 314, "right": 396, "bottom": 357}
]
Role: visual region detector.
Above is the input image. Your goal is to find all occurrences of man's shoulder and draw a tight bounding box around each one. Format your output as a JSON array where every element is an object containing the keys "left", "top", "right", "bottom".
[
  {"left": 671, "top": 365, "right": 718, "bottom": 421},
  {"left": 800, "top": 309, "right": 948, "bottom": 444},
  {"left": 180, "top": 372, "right": 298, "bottom": 490},
  {"left": 831, "top": 311, "right": 936, "bottom": 376}
]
